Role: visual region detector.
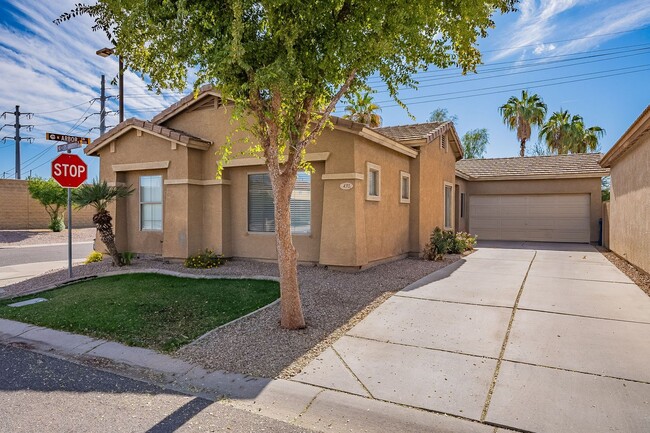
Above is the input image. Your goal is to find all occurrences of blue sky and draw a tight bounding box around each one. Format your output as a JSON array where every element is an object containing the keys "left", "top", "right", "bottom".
[{"left": 1, "top": 0, "right": 649, "bottom": 180}]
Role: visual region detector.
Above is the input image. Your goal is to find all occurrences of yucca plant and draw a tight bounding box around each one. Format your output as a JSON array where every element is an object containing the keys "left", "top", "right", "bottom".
[{"left": 72, "top": 180, "right": 134, "bottom": 266}]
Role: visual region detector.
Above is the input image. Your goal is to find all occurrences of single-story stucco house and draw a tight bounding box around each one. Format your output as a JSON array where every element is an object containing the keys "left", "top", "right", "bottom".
[
  {"left": 86, "top": 86, "right": 611, "bottom": 268},
  {"left": 85, "top": 86, "right": 463, "bottom": 270},
  {"left": 455, "top": 154, "right": 609, "bottom": 243},
  {"left": 599, "top": 105, "right": 650, "bottom": 274}
]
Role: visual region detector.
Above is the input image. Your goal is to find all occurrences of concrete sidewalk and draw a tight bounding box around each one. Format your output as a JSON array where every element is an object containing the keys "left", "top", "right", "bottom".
[
  {"left": 0, "top": 260, "right": 85, "bottom": 289},
  {"left": 292, "top": 243, "right": 650, "bottom": 432}
]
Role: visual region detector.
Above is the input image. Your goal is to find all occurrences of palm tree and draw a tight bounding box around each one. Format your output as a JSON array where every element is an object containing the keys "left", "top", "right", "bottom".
[
  {"left": 571, "top": 116, "right": 605, "bottom": 153},
  {"left": 343, "top": 91, "right": 382, "bottom": 127},
  {"left": 72, "top": 180, "right": 134, "bottom": 266},
  {"left": 539, "top": 110, "right": 605, "bottom": 154},
  {"left": 538, "top": 109, "right": 573, "bottom": 154},
  {"left": 499, "top": 90, "right": 547, "bottom": 157}
]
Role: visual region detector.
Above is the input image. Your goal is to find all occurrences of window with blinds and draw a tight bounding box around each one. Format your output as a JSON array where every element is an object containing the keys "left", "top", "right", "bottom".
[
  {"left": 248, "top": 172, "right": 311, "bottom": 234},
  {"left": 140, "top": 175, "right": 163, "bottom": 231}
]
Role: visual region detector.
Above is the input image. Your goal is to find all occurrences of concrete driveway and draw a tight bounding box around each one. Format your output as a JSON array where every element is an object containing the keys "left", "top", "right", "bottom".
[{"left": 292, "top": 242, "right": 650, "bottom": 432}]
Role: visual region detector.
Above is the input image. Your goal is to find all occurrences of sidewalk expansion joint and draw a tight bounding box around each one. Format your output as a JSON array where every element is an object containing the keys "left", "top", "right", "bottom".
[
  {"left": 345, "top": 333, "right": 499, "bottom": 362},
  {"left": 516, "top": 307, "right": 650, "bottom": 325},
  {"left": 292, "top": 389, "right": 324, "bottom": 424},
  {"left": 331, "top": 345, "right": 375, "bottom": 399},
  {"left": 394, "top": 293, "right": 515, "bottom": 310},
  {"left": 503, "top": 359, "right": 650, "bottom": 385},
  {"left": 480, "top": 251, "right": 537, "bottom": 422}
]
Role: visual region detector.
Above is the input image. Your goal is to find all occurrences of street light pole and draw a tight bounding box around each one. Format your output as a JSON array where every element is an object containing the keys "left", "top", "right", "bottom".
[
  {"left": 118, "top": 55, "right": 124, "bottom": 123},
  {"left": 96, "top": 47, "right": 124, "bottom": 123}
]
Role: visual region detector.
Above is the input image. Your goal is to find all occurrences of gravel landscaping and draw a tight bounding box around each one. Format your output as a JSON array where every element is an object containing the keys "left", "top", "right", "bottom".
[
  {"left": 0, "top": 253, "right": 461, "bottom": 378},
  {"left": 0, "top": 228, "right": 96, "bottom": 247},
  {"left": 598, "top": 247, "right": 650, "bottom": 297}
]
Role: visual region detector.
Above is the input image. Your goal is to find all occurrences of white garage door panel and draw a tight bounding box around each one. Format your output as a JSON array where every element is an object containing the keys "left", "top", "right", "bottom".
[{"left": 469, "top": 194, "right": 590, "bottom": 243}]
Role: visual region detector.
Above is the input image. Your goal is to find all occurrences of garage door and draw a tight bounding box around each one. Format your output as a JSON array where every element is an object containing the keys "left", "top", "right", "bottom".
[{"left": 469, "top": 194, "right": 590, "bottom": 243}]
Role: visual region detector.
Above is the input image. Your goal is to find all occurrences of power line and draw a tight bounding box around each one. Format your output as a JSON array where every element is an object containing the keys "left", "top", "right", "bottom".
[
  {"left": 366, "top": 42, "right": 650, "bottom": 83},
  {"left": 377, "top": 66, "right": 650, "bottom": 108}
]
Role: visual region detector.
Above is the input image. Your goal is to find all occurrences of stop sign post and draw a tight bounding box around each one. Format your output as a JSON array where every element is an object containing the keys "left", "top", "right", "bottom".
[{"left": 52, "top": 153, "right": 88, "bottom": 279}]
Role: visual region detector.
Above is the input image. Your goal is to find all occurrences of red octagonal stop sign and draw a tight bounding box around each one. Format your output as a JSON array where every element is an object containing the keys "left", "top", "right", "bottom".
[{"left": 52, "top": 153, "right": 88, "bottom": 188}]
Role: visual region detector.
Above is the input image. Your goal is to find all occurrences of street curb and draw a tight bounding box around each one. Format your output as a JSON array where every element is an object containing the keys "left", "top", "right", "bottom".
[
  {"left": 0, "top": 241, "right": 94, "bottom": 250},
  {"left": 0, "top": 268, "right": 280, "bottom": 300},
  {"left": 0, "top": 317, "right": 499, "bottom": 433}
]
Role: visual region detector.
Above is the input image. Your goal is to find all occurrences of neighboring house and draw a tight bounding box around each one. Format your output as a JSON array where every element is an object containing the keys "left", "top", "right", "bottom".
[
  {"left": 455, "top": 154, "right": 608, "bottom": 243},
  {"left": 85, "top": 86, "right": 462, "bottom": 269},
  {"left": 599, "top": 105, "right": 650, "bottom": 274}
]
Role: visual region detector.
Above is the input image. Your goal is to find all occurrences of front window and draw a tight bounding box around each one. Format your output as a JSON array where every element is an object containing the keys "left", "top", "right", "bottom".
[
  {"left": 248, "top": 172, "right": 311, "bottom": 234},
  {"left": 460, "top": 193, "right": 465, "bottom": 218},
  {"left": 366, "top": 162, "right": 381, "bottom": 201},
  {"left": 444, "top": 184, "right": 453, "bottom": 229},
  {"left": 140, "top": 175, "right": 163, "bottom": 231},
  {"left": 400, "top": 171, "right": 410, "bottom": 203}
]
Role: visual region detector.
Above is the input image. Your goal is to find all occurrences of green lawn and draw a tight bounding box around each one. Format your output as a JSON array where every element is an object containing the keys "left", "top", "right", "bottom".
[{"left": 0, "top": 273, "right": 279, "bottom": 352}]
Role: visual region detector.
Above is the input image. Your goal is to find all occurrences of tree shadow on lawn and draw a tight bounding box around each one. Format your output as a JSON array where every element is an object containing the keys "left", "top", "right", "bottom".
[{"left": 175, "top": 256, "right": 461, "bottom": 379}]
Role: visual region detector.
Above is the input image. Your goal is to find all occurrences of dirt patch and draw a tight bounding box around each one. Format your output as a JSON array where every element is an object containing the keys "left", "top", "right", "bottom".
[{"left": 598, "top": 247, "right": 650, "bottom": 297}]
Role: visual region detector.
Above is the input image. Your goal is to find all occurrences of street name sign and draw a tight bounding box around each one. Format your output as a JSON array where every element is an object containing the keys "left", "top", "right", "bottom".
[
  {"left": 46, "top": 132, "right": 91, "bottom": 145},
  {"left": 51, "top": 153, "right": 88, "bottom": 188},
  {"left": 57, "top": 142, "right": 83, "bottom": 152}
]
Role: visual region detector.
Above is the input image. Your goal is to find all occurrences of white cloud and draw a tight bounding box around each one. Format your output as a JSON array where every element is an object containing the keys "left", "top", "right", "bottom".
[
  {"left": 533, "top": 43, "right": 557, "bottom": 55},
  {"left": 488, "top": 0, "right": 650, "bottom": 61}
]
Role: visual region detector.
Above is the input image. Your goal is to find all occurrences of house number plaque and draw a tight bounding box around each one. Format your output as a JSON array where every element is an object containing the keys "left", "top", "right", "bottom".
[{"left": 340, "top": 182, "right": 354, "bottom": 190}]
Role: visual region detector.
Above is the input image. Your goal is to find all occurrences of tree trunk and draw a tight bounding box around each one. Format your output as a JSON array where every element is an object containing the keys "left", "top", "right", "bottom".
[
  {"left": 272, "top": 173, "right": 306, "bottom": 329},
  {"left": 93, "top": 209, "right": 122, "bottom": 267},
  {"left": 520, "top": 139, "right": 526, "bottom": 157}
]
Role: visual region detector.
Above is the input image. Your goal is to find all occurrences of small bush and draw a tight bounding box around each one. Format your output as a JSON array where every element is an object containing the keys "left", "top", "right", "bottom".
[
  {"left": 423, "top": 227, "right": 477, "bottom": 261},
  {"left": 85, "top": 251, "right": 104, "bottom": 264},
  {"left": 185, "top": 249, "right": 225, "bottom": 269},
  {"left": 121, "top": 251, "right": 135, "bottom": 266},
  {"left": 48, "top": 215, "right": 65, "bottom": 232}
]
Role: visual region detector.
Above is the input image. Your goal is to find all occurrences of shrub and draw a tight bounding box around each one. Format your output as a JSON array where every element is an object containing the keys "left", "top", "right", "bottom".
[
  {"left": 121, "top": 251, "right": 135, "bottom": 266},
  {"left": 423, "top": 227, "right": 477, "bottom": 261},
  {"left": 48, "top": 215, "right": 66, "bottom": 232},
  {"left": 185, "top": 249, "right": 225, "bottom": 269},
  {"left": 85, "top": 251, "right": 104, "bottom": 264}
]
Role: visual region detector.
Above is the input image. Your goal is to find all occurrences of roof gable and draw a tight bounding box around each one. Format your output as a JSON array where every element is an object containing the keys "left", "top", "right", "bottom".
[
  {"left": 375, "top": 121, "right": 464, "bottom": 160},
  {"left": 456, "top": 153, "right": 609, "bottom": 180},
  {"left": 85, "top": 118, "right": 212, "bottom": 156}
]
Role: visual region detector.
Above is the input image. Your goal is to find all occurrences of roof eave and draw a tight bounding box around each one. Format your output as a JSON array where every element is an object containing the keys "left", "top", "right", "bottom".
[
  {"left": 85, "top": 124, "right": 211, "bottom": 156},
  {"left": 463, "top": 171, "right": 609, "bottom": 181}
]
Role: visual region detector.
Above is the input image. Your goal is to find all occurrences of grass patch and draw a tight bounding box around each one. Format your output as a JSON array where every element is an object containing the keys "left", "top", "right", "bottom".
[{"left": 0, "top": 273, "right": 279, "bottom": 352}]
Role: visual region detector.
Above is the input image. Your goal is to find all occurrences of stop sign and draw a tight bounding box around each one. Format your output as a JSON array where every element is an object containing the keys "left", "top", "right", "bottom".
[{"left": 52, "top": 153, "right": 88, "bottom": 188}]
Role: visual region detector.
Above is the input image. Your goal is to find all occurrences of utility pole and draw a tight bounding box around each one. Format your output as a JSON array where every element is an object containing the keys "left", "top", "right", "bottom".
[
  {"left": 1, "top": 105, "right": 33, "bottom": 180},
  {"left": 100, "top": 74, "right": 106, "bottom": 136}
]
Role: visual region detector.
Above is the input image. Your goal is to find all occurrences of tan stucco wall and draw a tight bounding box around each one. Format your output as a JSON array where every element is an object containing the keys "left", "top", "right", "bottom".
[
  {"left": 356, "top": 137, "right": 411, "bottom": 264},
  {"left": 602, "top": 201, "right": 610, "bottom": 249},
  {"left": 0, "top": 179, "right": 95, "bottom": 230},
  {"left": 464, "top": 177, "right": 603, "bottom": 243},
  {"left": 409, "top": 135, "right": 458, "bottom": 254},
  {"left": 608, "top": 136, "right": 650, "bottom": 273},
  {"left": 92, "top": 98, "right": 457, "bottom": 267}
]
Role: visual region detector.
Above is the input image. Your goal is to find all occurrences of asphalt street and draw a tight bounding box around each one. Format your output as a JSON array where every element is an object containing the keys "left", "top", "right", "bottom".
[
  {"left": 0, "top": 243, "right": 92, "bottom": 267},
  {"left": 0, "top": 344, "right": 311, "bottom": 433}
]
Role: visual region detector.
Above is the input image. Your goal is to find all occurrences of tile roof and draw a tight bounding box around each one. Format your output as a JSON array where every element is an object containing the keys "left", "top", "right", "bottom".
[
  {"left": 152, "top": 84, "right": 219, "bottom": 124},
  {"left": 374, "top": 122, "right": 445, "bottom": 141},
  {"left": 456, "top": 153, "right": 609, "bottom": 179},
  {"left": 85, "top": 118, "right": 212, "bottom": 155}
]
